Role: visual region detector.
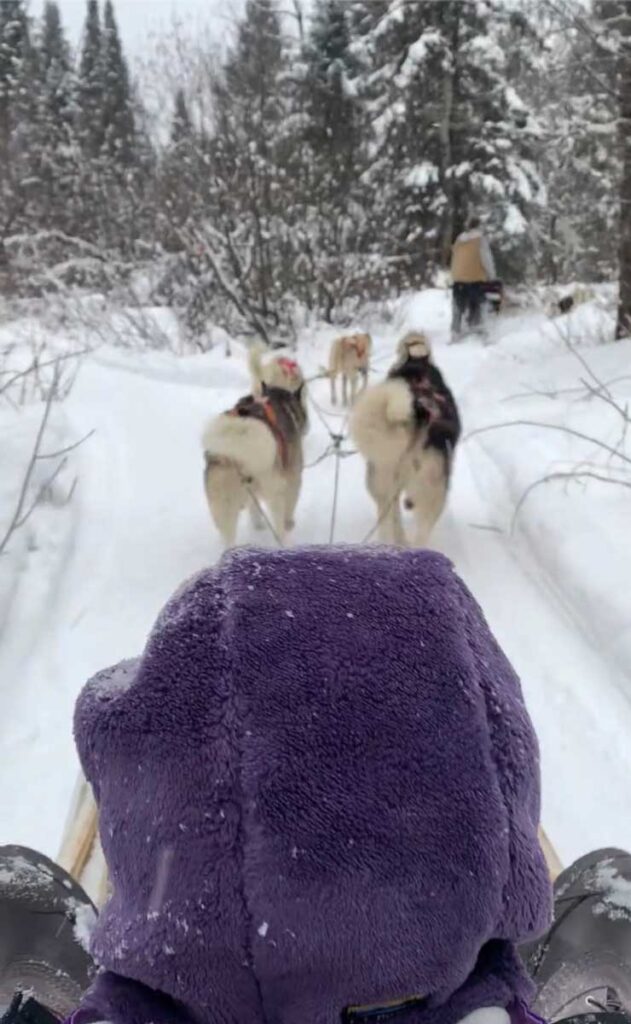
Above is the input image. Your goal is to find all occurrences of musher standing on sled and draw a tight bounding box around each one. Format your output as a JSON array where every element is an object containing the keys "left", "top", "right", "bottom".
[{"left": 450, "top": 216, "right": 497, "bottom": 336}]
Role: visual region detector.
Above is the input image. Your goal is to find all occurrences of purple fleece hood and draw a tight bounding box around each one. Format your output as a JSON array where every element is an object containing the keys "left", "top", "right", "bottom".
[{"left": 73, "top": 547, "right": 551, "bottom": 1024}]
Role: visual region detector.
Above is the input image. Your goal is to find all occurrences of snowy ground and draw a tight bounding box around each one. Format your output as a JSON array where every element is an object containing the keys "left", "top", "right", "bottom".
[{"left": 1, "top": 287, "right": 630, "bottom": 868}]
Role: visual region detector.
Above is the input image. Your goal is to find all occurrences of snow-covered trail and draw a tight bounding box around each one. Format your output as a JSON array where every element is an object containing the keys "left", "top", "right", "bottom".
[{"left": 2, "top": 290, "right": 631, "bottom": 867}]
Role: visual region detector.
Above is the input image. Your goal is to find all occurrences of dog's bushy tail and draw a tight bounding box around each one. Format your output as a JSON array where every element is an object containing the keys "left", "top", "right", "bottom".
[{"left": 350, "top": 379, "right": 414, "bottom": 460}]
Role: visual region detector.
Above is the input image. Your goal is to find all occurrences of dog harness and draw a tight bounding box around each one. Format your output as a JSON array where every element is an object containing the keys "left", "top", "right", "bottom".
[
  {"left": 407, "top": 377, "right": 449, "bottom": 427},
  {"left": 344, "top": 335, "right": 368, "bottom": 359},
  {"left": 228, "top": 395, "right": 289, "bottom": 469}
]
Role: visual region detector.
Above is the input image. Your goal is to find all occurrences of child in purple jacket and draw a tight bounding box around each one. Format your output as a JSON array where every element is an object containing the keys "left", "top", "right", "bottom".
[{"left": 56, "top": 546, "right": 551, "bottom": 1024}]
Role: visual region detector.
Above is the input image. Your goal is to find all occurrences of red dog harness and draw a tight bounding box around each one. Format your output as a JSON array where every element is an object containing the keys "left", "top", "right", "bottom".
[
  {"left": 344, "top": 335, "right": 368, "bottom": 359},
  {"left": 228, "top": 395, "right": 289, "bottom": 469}
]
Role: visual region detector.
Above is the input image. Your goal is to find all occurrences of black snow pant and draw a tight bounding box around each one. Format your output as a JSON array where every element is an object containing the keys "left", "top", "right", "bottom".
[{"left": 452, "top": 282, "right": 485, "bottom": 333}]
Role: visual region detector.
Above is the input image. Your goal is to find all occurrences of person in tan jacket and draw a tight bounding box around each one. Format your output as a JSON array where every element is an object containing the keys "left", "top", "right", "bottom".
[{"left": 450, "top": 216, "right": 496, "bottom": 335}]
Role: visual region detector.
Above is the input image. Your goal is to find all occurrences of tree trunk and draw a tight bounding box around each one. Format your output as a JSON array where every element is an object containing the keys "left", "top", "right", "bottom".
[
  {"left": 439, "top": 11, "right": 460, "bottom": 267},
  {"left": 613, "top": 3, "right": 631, "bottom": 337}
]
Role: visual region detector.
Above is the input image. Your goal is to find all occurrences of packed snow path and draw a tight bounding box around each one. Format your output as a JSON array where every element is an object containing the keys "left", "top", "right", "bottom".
[{"left": 2, "top": 289, "right": 631, "bottom": 866}]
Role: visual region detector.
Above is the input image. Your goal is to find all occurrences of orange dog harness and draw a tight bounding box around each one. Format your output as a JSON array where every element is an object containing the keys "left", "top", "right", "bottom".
[{"left": 228, "top": 395, "right": 289, "bottom": 468}]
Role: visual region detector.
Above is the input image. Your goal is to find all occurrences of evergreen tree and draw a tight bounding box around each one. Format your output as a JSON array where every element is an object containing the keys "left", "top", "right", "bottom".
[
  {"left": 298, "top": 0, "right": 369, "bottom": 317},
  {"left": 77, "top": 0, "right": 104, "bottom": 157},
  {"left": 351, "top": 0, "right": 542, "bottom": 284},
  {"left": 207, "top": 0, "right": 292, "bottom": 331},
  {"left": 524, "top": 0, "right": 618, "bottom": 285},
  {"left": 39, "top": 3, "right": 75, "bottom": 150},
  {"left": 102, "top": 0, "right": 134, "bottom": 164},
  {"left": 157, "top": 88, "right": 201, "bottom": 251},
  {"left": 0, "top": 1, "right": 30, "bottom": 166},
  {"left": 0, "top": 2, "right": 42, "bottom": 244},
  {"left": 303, "top": 0, "right": 359, "bottom": 172},
  {"left": 171, "top": 88, "right": 192, "bottom": 145}
]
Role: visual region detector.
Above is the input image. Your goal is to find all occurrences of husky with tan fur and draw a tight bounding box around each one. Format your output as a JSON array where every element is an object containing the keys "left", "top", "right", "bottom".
[
  {"left": 349, "top": 333, "right": 460, "bottom": 548},
  {"left": 328, "top": 332, "right": 372, "bottom": 406},
  {"left": 203, "top": 385, "right": 306, "bottom": 549}
]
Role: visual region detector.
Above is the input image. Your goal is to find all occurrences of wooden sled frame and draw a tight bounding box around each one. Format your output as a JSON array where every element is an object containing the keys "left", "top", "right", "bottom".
[
  {"left": 57, "top": 776, "right": 109, "bottom": 908},
  {"left": 58, "top": 775, "right": 563, "bottom": 909}
]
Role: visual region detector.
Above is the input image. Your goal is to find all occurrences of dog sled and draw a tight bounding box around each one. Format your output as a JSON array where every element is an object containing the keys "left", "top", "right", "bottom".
[
  {"left": 57, "top": 776, "right": 108, "bottom": 909},
  {"left": 482, "top": 278, "right": 503, "bottom": 314}
]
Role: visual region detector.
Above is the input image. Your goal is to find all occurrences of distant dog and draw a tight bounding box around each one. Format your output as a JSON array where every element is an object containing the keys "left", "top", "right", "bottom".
[
  {"left": 557, "top": 286, "right": 594, "bottom": 316},
  {"left": 203, "top": 384, "right": 306, "bottom": 548},
  {"left": 248, "top": 344, "right": 304, "bottom": 396},
  {"left": 350, "top": 335, "right": 460, "bottom": 548},
  {"left": 328, "top": 332, "right": 372, "bottom": 405}
]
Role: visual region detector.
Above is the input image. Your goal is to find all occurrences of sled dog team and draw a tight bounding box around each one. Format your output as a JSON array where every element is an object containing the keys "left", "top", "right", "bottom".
[{"left": 202, "top": 331, "right": 461, "bottom": 549}]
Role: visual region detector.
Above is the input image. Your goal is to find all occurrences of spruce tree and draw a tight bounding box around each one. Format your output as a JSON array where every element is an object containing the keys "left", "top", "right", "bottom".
[
  {"left": 35, "top": 1, "right": 80, "bottom": 235},
  {"left": 77, "top": 0, "right": 104, "bottom": 157},
  {"left": 210, "top": 0, "right": 289, "bottom": 327},
  {"left": 299, "top": 0, "right": 368, "bottom": 317},
  {"left": 303, "top": 0, "right": 359, "bottom": 189},
  {"left": 102, "top": 0, "right": 134, "bottom": 164},
  {"left": 171, "top": 88, "right": 192, "bottom": 145},
  {"left": 351, "top": 0, "right": 542, "bottom": 283},
  {"left": 0, "top": 2, "right": 41, "bottom": 243},
  {"left": 0, "top": 1, "right": 30, "bottom": 166}
]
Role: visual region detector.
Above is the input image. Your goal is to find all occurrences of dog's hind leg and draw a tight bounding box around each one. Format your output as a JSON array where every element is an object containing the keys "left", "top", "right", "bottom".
[
  {"left": 342, "top": 373, "right": 349, "bottom": 407},
  {"left": 406, "top": 449, "right": 449, "bottom": 548},
  {"left": 248, "top": 493, "right": 265, "bottom": 531},
  {"left": 208, "top": 490, "right": 241, "bottom": 548},
  {"left": 204, "top": 464, "right": 242, "bottom": 548},
  {"left": 259, "top": 475, "right": 287, "bottom": 546},
  {"left": 366, "top": 461, "right": 404, "bottom": 546},
  {"left": 284, "top": 463, "right": 302, "bottom": 534},
  {"left": 350, "top": 371, "right": 358, "bottom": 405}
]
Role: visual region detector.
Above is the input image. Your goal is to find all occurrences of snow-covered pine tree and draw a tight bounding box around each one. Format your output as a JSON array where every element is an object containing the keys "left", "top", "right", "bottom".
[
  {"left": 203, "top": 0, "right": 295, "bottom": 338},
  {"left": 0, "top": 1, "right": 43, "bottom": 254},
  {"left": 297, "top": 0, "right": 371, "bottom": 318},
  {"left": 0, "top": 0, "right": 29, "bottom": 166},
  {"left": 171, "top": 89, "right": 192, "bottom": 145},
  {"left": 157, "top": 88, "right": 206, "bottom": 252},
  {"left": 32, "top": 1, "right": 81, "bottom": 236},
  {"left": 77, "top": 0, "right": 104, "bottom": 159},
  {"left": 350, "top": 0, "right": 542, "bottom": 285},
  {"left": 520, "top": 0, "right": 618, "bottom": 286},
  {"left": 101, "top": 0, "right": 134, "bottom": 165}
]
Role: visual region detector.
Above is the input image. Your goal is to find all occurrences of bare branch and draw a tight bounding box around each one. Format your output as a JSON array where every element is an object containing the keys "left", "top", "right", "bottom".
[
  {"left": 512, "top": 469, "right": 631, "bottom": 530},
  {"left": 0, "top": 366, "right": 59, "bottom": 556},
  {"left": 465, "top": 420, "right": 631, "bottom": 467},
  {"left": 37, "top": 430, "right": 96, "bottom": 461}
]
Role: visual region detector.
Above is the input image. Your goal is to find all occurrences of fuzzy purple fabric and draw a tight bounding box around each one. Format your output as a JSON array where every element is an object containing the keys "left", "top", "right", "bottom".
[{"left": 72, "top": 547, "right": 551, "bottom": 1024}]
